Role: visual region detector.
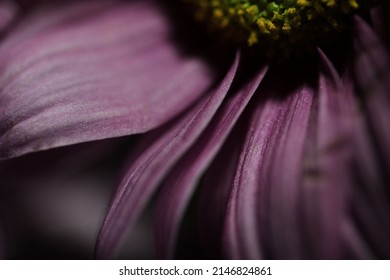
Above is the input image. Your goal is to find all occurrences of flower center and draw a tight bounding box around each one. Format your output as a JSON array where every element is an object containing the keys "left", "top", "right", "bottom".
[{"left": 186, "top": 0, "right": 373, "bottom": 55}]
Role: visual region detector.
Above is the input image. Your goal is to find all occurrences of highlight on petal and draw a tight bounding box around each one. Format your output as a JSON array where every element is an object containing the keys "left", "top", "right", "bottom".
[
  {"left": 0, "top": 0, "right": 214, "bottom": 159},
  {"left": 154, "top": 65, "right": 268, "bottom": 259},
  {"left": 95, "top": 53, "right": 240, "bottom": 259}
]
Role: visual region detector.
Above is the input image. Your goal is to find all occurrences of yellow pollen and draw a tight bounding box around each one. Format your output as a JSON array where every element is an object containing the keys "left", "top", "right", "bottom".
[
  {"left": 187, "top": 0, "right": 372, "bottom": 48},
  {"left": 248, "top": 31, "right": 258, "bottom": 46},
  {"left": 297, "top": 0, "right": 309, "bottom": 7}
]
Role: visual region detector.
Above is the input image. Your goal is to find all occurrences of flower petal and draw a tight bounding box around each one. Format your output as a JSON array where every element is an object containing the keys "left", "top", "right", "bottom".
[
  {"left": 299, "top": 50, "right": 352, "bottom": 259},
  {"left": 0, "top": 1, "right": 17, "bottom": 33},
  {"left": 340, "top": 72, "right": 390, "bottom": 258},
  {"left": 0, "top": 0, "right": 214, "bottom": 159},
  {"left": 223, "top": 66, "right": 315, "bottom": 259},
  {"left": 371, "top": 1, "right": 390, "bottom": 50},
  {"left": 340, "top": 21, "right": 390, "bottom": 256},
  {"left": 352, "top": 17, "right": 390, "bottom": 170},
  {"left": 154, "top": 65, "right": 268, "bottom": 259},
  {"left": 95, "top": 53, "right": 240, "bottom": 259},
  {"left": 196, "top": 120, "right": 248, "bottom": 259}
]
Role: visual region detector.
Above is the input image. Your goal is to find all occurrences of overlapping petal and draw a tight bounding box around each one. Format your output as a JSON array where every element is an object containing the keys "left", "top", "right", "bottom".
[
  {"left": 95, "top": 53, "right": 240, "bottom": 259},
  {"left": 338, "top": 18, "right": 390, "bottom": 257},
  {"left": 352, "top": 17, "right": 390, "bottom": 169},
  {"left": 196, "top": 120, "right": 248, "bottom": 259},
  {"left": 0, "top": 0, "right": 214, "bottom": 159},
  {"left": 0, "top": 0, "right": 388, "bottom": 261},
  {"left": 338, "top": 75, "right": 388, "bottom": 258},
  {"left": 299, "top": 51, "right": 352, "bottom": 259},
  {"left": 154, "top": 65, "right": 268, "bottom": 259},
  {"left": 223, "top": 66, "right": 315, "bottom": 259}
]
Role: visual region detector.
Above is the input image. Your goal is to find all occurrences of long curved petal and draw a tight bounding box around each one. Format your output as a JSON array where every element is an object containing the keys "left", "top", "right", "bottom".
[
  {"left": 196, "top": 119, "right": 248, "bottom": 259},
  {"left": 352, "top": 17, "right": 390, "bottom": 169},
  {"left": 0, "top": 0, "right": 214, "bottom": 159},
  {"left": 154, "top": 65, "right": 268, "bottom": 259},
  {"left": 340, "top": 73, "right": 390, "bottom": 258},
  {"left": 95, "top": 53, "right": 240, "bottom": 259},
  {"left": 341, "top": 18, "right": 390, "bottom": 258},
  {"left": 298, "top": 50, "right": 352, "bottom": 259},
  {"left": 223, "top": 65, "right": 315, "bottom": 259}
]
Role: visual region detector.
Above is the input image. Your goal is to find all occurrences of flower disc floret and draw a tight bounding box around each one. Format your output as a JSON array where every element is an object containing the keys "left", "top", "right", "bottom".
[{"left": 187, "top": 0, "right": 372, "bottom": 49}]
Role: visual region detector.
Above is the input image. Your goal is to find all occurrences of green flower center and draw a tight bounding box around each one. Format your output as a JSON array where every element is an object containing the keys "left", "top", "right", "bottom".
[{"left": 186, "top": 0, "right": 373, "bottom": 55}]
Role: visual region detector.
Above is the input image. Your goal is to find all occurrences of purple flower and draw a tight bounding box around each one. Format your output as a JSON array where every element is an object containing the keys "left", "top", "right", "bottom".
[{"left": 0, "top": 0, "right": 389, "bottom": 259}]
